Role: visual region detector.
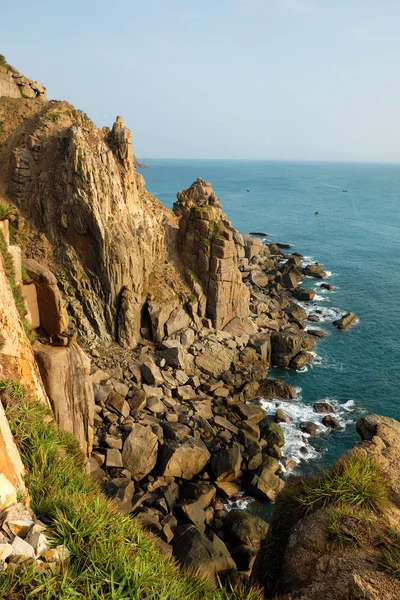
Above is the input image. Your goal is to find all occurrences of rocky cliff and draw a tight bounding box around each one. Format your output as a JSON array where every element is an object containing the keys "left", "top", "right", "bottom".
[
  {"left": 174, "top": 178, "right": 250, "bottom": 330},
  {"left": 261, "top": 414, "right": 400, "bottom": 600}
]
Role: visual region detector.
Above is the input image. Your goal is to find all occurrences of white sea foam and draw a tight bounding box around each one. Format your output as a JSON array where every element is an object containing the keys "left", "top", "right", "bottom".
[
  {"left": 325, "top": 270, "right": 333, "bottom": 277},
  {"left": 224, "top": 493, "right": 255, "bottom": 512},
  {"left": 258, "top": 395, "right": 359, "bottom": 467}
]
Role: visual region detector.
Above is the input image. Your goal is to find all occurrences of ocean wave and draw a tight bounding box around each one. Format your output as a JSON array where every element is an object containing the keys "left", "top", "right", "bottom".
[
  {"left": 258, "top": 395, "right": 359, "bottom": 468},
  {"left": 224, "top": 493, "right": 255, "bottom": 512}
]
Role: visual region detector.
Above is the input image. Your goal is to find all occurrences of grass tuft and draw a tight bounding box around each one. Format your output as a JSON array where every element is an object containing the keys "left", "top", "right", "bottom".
[
  {"left": 0, "top": 379, "right": 261, "bottom": 600},
  {"left": 0, "top": 203, "right": 12, "bottom": 220},
  {"left": 259, "top": 453, "right": 389, "bottom": 595}
]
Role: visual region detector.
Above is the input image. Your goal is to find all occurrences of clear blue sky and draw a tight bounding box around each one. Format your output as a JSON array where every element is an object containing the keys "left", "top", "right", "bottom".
[{"left": 2, "top": 0, "right": 400, "bottom": 161}]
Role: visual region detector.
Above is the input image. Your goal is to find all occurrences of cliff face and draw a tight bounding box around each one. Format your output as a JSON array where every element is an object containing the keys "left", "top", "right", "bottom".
[
  {"left": 174, "top": 178, "right": 250, "bottom": 330},
  {"left": 0, "top": 99, "right": 189, "bottom": 344}
]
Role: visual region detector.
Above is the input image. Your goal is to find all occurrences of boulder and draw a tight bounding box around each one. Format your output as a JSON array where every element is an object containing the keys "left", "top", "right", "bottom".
[
  {"left": 122, "top": 424, "right": 158, "bottom": 481},
  {"left": 195, "top": 340, "right": 236, "bottom": 378},
  {"left": 34, "top": 342, "right": 94, "bottom": 454},
  {"left": 271, "top": 331, "right": 314, "bottom": 368},
  {"left": 172, "top": 524, "right": 236, "bottom": 585},
  {"left": 300, "top": 421, "right": 319, "bottom": 436},
  {"left": 159, "top": 437, "right": 210, "bottom": 480},
  {"left": 141, "top": 359, "right": 163, "bottom": 386},
  {"left": 258, "top": 378, "right": 297, "bottom": 399},
  {"left": 211, "top": 443, "right": 241, "bottom": 481},
  {"left": 322, "top": 415, "right": 343, "bottom": 430},
  {"left": 290, "top": 351, "right": 314, "bottom": 370},
  {"left": 292, "top": 287, "right": 316, "bottom": 301},
  {"left": 233, "top": 403, "right": 266, "bottom": 424},
  {"left": 248, "top": 332, "right": 271, "bottom": 362},
  {"left": 223, "top": 316, "right": 257, "bottom": 337},
  {"left": 23, "top": 259, "right": 69, "bottom": 336},
  {"left": 280, "top": 267, "right": 303, "bottom": 289},
  {"left": 223, "top": 509, "right": 269, "bottom": 548},
  {"left": 158, "top": 340, "right": 187, "bottom": 369},
  {"left": 303, "top": 263, "right": 327, "bottom": 278},
  {"left": 250, "top": 468, "right": 285, "bottom": 501},
  {"left": 250, "top": 271, "right": 269, "bottom": 287},
  {"left": 180, "top": 501, "right": 206, "bottom": 532},
  {"left": 313, "top": 401, "right": 335, "bottom": 414},
  {"left": 333, "top": 312, "right": 358, "bottom": 331},
  {"left": 102, "top": 478, "right": 135, "bottom": 514},
  {"left": 275, "top": 409, "right": 292, "bottom": 424},
  {"left": 261, "top": 422, "right": 285, "bottom": 447},
  {"left": 117, "top": 288, "right": 141, "bottom": 349},
  {"left": 148, "top": 300, "right": 179, "bottom": 342},
  {"left": 165, "top": 307, "right": 191, "bottom": 337}
]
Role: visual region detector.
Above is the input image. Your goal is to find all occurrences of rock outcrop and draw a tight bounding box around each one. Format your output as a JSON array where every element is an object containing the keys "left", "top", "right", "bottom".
[
  {"left": 0, "top": 100, "right": 189, "bottom": 345},
  {"left": 0, "top": 64, "right": 46, "bottom": 101},
  {"left": 173, "top": 178, "right": 250, "bottom": 329},
  {"left": 34, "top": 342, "right": 94, "bottom": 455},
  {"left": 264, "top": 415, "right": 400, "bottom": 600}
]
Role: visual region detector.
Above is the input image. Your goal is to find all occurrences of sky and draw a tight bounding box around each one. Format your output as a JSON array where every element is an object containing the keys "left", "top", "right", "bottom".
[{"left": 2, "top": 0, "right": 400, "bottom": 162}]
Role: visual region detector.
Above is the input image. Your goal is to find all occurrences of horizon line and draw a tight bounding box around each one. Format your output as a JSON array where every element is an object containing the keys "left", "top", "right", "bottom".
[{"left": 139, "top": 157, "right": 400, "bottom": 166}]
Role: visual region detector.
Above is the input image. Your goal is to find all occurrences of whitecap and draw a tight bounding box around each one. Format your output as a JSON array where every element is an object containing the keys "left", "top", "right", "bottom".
[
  {"left": 224, "top": 494, "right": 255, "bottom": 512},
  {"left": 257, "top": 396, "right": 360, "bottom": 468}
]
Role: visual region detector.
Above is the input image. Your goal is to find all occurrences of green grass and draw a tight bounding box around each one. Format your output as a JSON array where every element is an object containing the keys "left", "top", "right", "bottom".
[
  {"left": 0, "top": 203, "right": 12, "bottom": 220},
  {"left": 260, "top": 454, "right": 389, "bottom": 595},
  {"left": 0, "top": 232, "right": 35, "bottom": 342},
  {"left": 0, "top": 379, "right": 261, "bottom": 600},
  {"left": 326, "top": 507, "right": 376, "bottom": 547}
]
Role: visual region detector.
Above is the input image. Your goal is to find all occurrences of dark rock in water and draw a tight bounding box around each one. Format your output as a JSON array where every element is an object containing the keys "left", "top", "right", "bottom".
[
  {"left": 300, "top": 421, "right": 319, "bottom": 436},
  {"left": 333, "top": 312, "right": 358, "bottom": 331},
  {"left": 314, "top": 401, "right": 335, "bottom": 414},
  {"left": 275, "top": 408, "right": 292, "bottom": 424},
  {"left": 223, "top": 509, "right": 269, "bottom": 548},
  {"left": 307, "top": 329, "right": 328, "bottom": 338},
  {"left": 292, "top": 287, "right": 316, "bottom": 301},
  {"left": 172, "top": 525, "right": 236, "bottom": 584},
  {"left": 276, "top": 242, "right": 292, "bottom": 249},
  {"left": 249, "top": 231, "right": 268, "bottom": 237},
  {"left": 307, "top": 315, "right": 320, "bottom": 323},
  {"left": 303, "top": 263, "right": 327, "bottom": 278},
  {"left": 322, "top": 415, "right": 342, "bottom": 430},
  {"left": 320, "top": 283, "right": 335, "bottom": 291},
  {"left": 290, "top": 351, "right": 314, "bottom": 370}
]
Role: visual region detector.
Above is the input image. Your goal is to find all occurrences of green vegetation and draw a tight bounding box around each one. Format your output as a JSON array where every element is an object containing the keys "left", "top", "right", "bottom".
[
  {"left": 0, "top": 333, "right": 4, "bottom": 350},
  {"left": 0, "top": 232, "right": 35, "bottom": 342},
  {"left": 0, "top": 203, "right": 12, "bottom": 221},
  {"left": 0, "top": 379, "right": 261, "bottom": 600},
  {"left": 379, "top": 529, "right": 400, "bottom": 579},
  {"left": 261, "top": 454, "right": 390, "bottom": 595},
  {"left": 45, "top": 111, "right": 62, "bottom": 123},
  {"left": 0, "top": 54, "right": 14, "bottom": 72},
  {"left": 188, "top": 294, "right": 198, "bottom": 303},
  {"left": 327, "top": 507, "right": 376, "bottom": 547},
  {"left": 209, "top": 219, "right": 221, "bottom": 241}
]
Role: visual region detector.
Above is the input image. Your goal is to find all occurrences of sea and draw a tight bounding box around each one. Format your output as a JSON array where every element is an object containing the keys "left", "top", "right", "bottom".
[{"left": 142, "top": 159, "right": 400, "bottom": 520}]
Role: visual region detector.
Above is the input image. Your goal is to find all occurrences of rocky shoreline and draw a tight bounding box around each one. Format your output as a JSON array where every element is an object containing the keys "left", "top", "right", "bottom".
[{"left": 77, "top": 179, "right": 356, "bottom": 582}]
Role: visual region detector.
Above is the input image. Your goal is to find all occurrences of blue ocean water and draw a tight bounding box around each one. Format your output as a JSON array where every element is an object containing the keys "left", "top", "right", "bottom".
[{"left": 143, "top": 159, "right": 400, "bottom": 513}]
